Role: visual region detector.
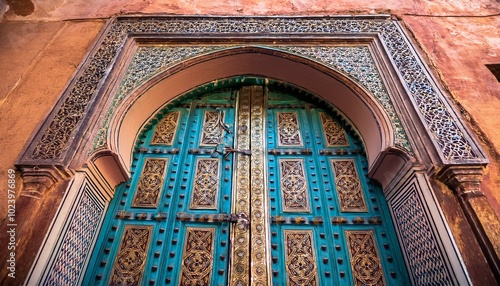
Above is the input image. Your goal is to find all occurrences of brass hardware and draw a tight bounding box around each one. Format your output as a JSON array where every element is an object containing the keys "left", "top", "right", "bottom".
[{"left": 175, "top": 212, "right": 249, "bottom": 230}]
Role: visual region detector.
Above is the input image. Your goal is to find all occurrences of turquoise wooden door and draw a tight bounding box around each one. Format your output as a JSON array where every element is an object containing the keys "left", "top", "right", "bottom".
[
  {"left": 265, "top": 88, "right": 409, "bottom": 285},
  {"left": 85, "top": 80, "right": 409, "bottom": 285}
]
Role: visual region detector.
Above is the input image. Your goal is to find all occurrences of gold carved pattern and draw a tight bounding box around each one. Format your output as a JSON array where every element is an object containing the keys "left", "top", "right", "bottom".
[
  {"left": 230, "top": 87, "right": 251, "bottom": 285},
  {"left": 190, "top": 158, "right": 220, "bottom": 210},
  {"left": 131, "top": 158, "right": 167, "bottom": 208},
  {"left": 179, "top": 227, "right": 216, "bottom": 285},
  {"left": 279, "top": 159, "right": 310, "bottom": 212},
  {"left": 320, "top": 112, "right": 349, "bottom": 146},
  {"left": 151, "top": 111, "right": 180, "bottom": 145},
  {"left": 284, "top": 230, "right": 318, "bottom": 286},
  {"left": 109, "top": 225, "right": 153, "bottom": 286},
  {"left": 250, "top": 86, "right": 270, "bottom": 285},
  {"left": 200, "top": 110, "right": 223, "bottom": 145},
  {"left": 345, "top": 230, "right": 385, "bottom": 286},
  {"left": 277, "top": 112, "right": 303, "bottom": 146},
  {"left": 331, "top": 159, "right": 367, "bottom": 212}
]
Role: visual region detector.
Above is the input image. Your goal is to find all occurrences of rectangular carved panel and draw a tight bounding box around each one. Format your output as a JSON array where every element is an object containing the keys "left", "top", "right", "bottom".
[
  {"left": 319, "top": 112, "right": 349, "bottom": 147},
  {"left": 151, "top": 111, "right": 180, "bottom": 145},
  {"left": 200, "top": 110, "right": 223, "bottom": 146},
  {"left": 284, "top": 230, "right": 319, "bottom": 286},
  {"left": 345, "top": 230, "right": 385, "bottom": 286},
  {"left": 132, "top": 158, "right": 167, "bottom": 208},
  {"left": 190, "top": 158, "right": 220, "bottom": 209},
  {"left": 331, "top": 159, "right": 367, "bottom": 212},
  {"left": 279, "top": 159, "right": 310, "bottom": 212},
  {"left": 180, "top": 227, "right": 216, "bottom": 286},
  {"left": 109, "top": 225, "right": 153, "bottom": 286},
  {"left": 277, "top": 112, "right": 303, "bottom": 147}
]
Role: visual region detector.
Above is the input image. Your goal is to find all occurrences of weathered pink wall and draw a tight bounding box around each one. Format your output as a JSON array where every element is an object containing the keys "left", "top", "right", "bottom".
[{"left": 1, "top": 0, "right": 499, "bottom": 20}]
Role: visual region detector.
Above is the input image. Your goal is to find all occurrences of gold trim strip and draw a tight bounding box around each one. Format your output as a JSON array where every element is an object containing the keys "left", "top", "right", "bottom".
[
  {"left": 250, "top": 85, "right": 270, "bottom": 285},
  {"left": 230, "top": 86, "right": 251, "bottom": 285}
]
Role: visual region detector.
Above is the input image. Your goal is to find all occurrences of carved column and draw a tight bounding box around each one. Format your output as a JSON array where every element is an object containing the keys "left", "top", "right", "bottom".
[
  {"left": 437, "top": 165, "right": 500, "bottom": 281},
  {"left": 0, "top": 165, "right": 73, "bottom": 285}
]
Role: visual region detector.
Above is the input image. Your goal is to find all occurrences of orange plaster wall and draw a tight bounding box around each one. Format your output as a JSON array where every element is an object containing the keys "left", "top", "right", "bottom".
[{"left": 0, "top": 20, "right": 105, "bottom": 222}]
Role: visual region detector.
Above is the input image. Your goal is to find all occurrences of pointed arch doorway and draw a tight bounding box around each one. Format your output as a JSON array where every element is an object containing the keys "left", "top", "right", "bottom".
[{"left": 86, "top": 78, "right": 409, "bottom": 285}]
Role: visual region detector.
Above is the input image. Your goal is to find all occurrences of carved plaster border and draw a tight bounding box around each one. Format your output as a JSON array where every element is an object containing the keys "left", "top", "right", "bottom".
[{"left": 17, "top": 15, "right": 488, "bottom": 169}]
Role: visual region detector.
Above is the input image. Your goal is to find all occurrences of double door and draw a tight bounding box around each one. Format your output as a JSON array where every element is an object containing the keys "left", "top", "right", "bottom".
[{"left": 88, "top": 83, "right": 408, "bottom": 285}]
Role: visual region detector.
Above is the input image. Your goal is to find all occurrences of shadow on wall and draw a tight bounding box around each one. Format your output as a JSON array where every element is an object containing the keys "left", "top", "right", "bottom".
[{"left": 4, "top": 0, "right": 35, "bottom": 16}]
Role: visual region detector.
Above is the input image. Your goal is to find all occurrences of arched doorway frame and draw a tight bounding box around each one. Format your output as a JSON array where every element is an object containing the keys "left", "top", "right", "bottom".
[{"left": 17, "top": 16, "right": 493, "bottom": 285}]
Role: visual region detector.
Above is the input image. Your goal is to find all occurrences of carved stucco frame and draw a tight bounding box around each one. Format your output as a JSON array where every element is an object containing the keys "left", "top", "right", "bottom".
[{"left": 18, "top": 15, "right": 493, "bottom": 285}]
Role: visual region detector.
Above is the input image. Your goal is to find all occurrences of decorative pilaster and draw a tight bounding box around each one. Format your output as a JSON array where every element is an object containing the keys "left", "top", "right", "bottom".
[
  {"left": 437, "top": 165, "right": 500, "bottom": 281},
  {"left": 17, "top": 165, "right": 73, "bottom": 199}
]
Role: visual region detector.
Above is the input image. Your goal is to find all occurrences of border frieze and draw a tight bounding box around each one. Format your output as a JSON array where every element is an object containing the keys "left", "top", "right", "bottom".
[{"left": 19, "top": 16, "right": 487, "bottom": 168}]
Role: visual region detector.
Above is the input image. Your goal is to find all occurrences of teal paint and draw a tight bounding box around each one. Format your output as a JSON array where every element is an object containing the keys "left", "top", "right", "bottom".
[{"left": 85, "top": 80, "right": 409, "bottom": 285}]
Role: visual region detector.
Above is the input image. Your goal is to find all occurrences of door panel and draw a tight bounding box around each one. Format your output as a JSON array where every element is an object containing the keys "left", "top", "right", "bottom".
[{"left": 87, "top": 83, "right": 409, "bottom": 285}]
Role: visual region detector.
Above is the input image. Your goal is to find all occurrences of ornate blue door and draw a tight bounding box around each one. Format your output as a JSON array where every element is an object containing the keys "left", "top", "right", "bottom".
[{"left": 85, "top": 80, "right": 409, "bottom": 285}]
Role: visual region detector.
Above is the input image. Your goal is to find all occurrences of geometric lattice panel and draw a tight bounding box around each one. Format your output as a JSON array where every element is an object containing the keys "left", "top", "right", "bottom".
[
  {"left": 284, "top": 230, "right": 319, "bottom": 286},
  {"left": 277, "top": 112, "right": 303, "bottom": 147},
  {"left": 391, "top": 184, "right": 454, "bottom": 285},
  {"left": 320, "top": 112, "right": 349, "bottom": 147},
  {"left": 190, "top": 158, "right": 220, "bottom": 210},
  {"left": 44, "top": 187, "right": 104, "bottom": 286},
  {"left": 331, "top": 159, "right": 368, "bottom": 212},
  {"left": 131, "top": 158, "right": 168, "bottom": 208},
  {"left": 279, "top": 158, "right": 310, "bottom": 212},
  {"left": 180, "top": 227, "right": 216, "bottom": 285},
  {"left": 345, "top": 230, "right": 385, "bottom": 286},
  {"left": 151, "top": 111, "right": 180, "bottom": 145},
  {"left": 109, "top": 225, "right": 153, "bottom": 285},
  {"left": 200, "top": 110, "right": 224, "bottom": 146}
]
